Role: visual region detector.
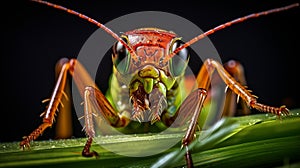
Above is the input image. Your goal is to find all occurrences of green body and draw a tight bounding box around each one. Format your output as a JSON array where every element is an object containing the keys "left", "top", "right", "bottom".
[{"left": 105, "top": 71, "right": 188, "bottom": 133}]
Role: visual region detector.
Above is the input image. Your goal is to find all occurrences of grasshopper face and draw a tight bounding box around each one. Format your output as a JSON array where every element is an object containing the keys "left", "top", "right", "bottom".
[{"left": 112, "top": 28, "right": 190, "bottom": 123}]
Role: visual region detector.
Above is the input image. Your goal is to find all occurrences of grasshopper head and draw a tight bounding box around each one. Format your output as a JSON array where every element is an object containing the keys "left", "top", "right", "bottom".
[{"left": 112, "top": 28, "right": 190, "bottom": 123}]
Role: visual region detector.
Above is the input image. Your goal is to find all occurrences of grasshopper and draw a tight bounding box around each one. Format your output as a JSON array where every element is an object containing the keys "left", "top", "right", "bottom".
[{"left": 20, "top": 1, "right": 298, "bottom": 167}]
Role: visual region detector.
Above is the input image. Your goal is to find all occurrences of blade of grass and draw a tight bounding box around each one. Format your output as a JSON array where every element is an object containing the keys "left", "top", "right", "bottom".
[
  {"left": 177, "top": 135, "right": 300, "bottom": 168},
  {"left": 152, "top": 109, "right": 300, "bottom": 167},
  {"left": 0, "top": 109, "right": 299, "bottom": 168}
]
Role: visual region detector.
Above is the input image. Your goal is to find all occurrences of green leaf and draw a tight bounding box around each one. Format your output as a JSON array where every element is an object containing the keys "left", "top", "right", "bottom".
[
  {"left": 0, "top": 109, "right": 299, "bottom": 168},
  {"left": 153, "top": 109, "right": 300, "bottom": 167}
]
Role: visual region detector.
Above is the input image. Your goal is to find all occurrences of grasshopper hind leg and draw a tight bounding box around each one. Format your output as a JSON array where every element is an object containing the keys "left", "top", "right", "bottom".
[{"left": 223, "top": 60, "right": 250, "bottom": 116}]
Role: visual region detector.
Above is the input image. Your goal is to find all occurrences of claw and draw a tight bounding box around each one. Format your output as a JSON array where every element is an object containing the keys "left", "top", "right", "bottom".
[
  {"left": 82, "top": 150, "right": 99, "bottom": 158},
  {"left": 20, "top": 141, "right": 30, "bottom": 150},
  {"left": 279, "top": 105, "right": 289, "bottom": 116}
]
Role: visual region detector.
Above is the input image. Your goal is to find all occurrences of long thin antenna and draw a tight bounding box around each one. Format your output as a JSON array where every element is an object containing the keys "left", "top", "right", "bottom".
[
  {"left": 166, "top": 3, "right": 299, "bottom": 61},
  {"left": 31, "top": 0, "right": 138, "bottom": 61}
]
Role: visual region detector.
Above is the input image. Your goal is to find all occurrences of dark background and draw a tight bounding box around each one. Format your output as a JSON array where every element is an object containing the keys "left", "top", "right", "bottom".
[{"left": 1, "top": 0, "right": 299, "bottom": 142}]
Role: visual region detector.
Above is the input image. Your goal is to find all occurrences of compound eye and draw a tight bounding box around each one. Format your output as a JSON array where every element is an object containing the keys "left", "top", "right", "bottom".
[
  {"left": 112, "top": 37, "right": 131, "bottom": 74},
  {"left": 169, "top": 40, "right": 190, "bottom": 76}
]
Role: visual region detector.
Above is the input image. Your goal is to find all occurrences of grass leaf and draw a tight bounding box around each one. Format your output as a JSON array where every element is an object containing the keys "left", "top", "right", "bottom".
[{"left": 1, "top": 109, "right": 299, "bottom": 168}]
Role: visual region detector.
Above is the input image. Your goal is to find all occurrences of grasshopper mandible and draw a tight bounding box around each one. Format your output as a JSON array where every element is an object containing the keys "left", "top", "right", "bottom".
[{"left": 20, "top": 1, "right": 298, "bottom": 167}]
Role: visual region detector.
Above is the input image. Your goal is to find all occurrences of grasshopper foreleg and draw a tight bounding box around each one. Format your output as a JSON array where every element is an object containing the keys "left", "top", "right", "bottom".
[{"left": 20, "top": 58, "right": 130, "bottom": 158}]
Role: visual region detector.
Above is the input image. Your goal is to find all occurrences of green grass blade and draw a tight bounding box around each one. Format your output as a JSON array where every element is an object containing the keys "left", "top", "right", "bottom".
[
  {"left": 152, "top": 109, "right": 300, "bottom": 167},
  {"left": 0, "top": 109, "right": 299, "bottom": 168}
]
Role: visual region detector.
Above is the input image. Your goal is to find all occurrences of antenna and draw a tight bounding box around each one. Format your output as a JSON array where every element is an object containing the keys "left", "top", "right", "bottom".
[
  {"left": 166, "top": 3, "right": 299, "bottom": 61},
  {"left": 31, "top": 0, "right": 139, "bottom": 61}
]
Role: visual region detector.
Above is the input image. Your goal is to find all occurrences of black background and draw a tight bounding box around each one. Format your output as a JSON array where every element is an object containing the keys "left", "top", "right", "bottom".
[{"left": 1, "top": 0, "right": 299, "bottom": 142}]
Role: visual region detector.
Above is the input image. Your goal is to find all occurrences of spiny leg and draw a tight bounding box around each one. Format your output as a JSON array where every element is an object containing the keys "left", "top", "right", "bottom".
[
  {"left": 70, "top": 59, "right": 131, "bottom": 157},
  {"left": 81, "top": 86, "right": 98, "bottom": 157},
  {"left": 20, "top": 58, "right": 130, "bottom": 158},
  {"left": 164, "top": 58, "right": 289, "bottom": 167},
  {"left": 223, "top": 60, "right": 250, "bottom": 116},
  {"left": 20, "top": 58, "right": 71, "bottom": 149},
  {"left": 181, "top": 89, "right": 208, "bottom": 168},
  {"left": 55, "top": 59, "right": 73, "bottom": 139},
  {"left": 162, "top": 87, "right": 208, "bottom": 168},
  {"left": 197, "top": 58, "right": 289, "bottom": 116},
  {"left": 81, "top": 86, "right": 130, "bottom": 157}
]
